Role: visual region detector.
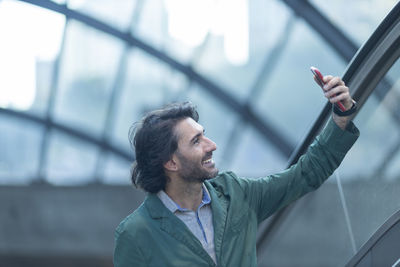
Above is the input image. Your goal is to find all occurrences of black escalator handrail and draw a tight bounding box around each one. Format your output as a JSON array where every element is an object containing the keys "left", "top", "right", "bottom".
[
  {"left": 345, "top": 209, "right": 400, "bottom": 267},
  {"left": 257, "top": 1, "right": 400, "bottom": 253},
  {"left": 343, "top": 1, "right": 400, "bottom": 83}
]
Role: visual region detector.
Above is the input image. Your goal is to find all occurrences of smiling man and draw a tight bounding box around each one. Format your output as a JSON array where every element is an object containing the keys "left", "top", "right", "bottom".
[{"left": 114, "top": 75, "right": 360, "bottom": 267}]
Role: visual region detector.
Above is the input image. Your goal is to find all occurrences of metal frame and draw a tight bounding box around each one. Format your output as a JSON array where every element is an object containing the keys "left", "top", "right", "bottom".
[
  {"left": 93, "top": 2, "right": 144, "bottom": 182},
  {"left": 6, "top": 0, "right": 365, "bottom": 168},
  {"left": 16, "top": 0, "right": 294, "bottom": 157},
  {"left": 36, "top": 16, "right": 69, "bottom": 183},
  {"left": 281, "top": 0, "right": 358, "bottom": 62},
  {"left": 221, "top": 16, "right": 296, "bottom": 168},
  {"left": 9, "top": 0, "right": 366, "bottom": 170},
  {"left": 0, "top": 107, "right": 131, "bottom": 161}
]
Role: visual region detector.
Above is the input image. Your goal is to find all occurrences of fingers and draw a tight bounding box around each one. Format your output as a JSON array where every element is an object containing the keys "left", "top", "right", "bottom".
[
  {"left": 314, "top": 74, "right": 354, "bottom": 109},
  {"left": 322, "top": 75, "right": 333, "bottom": 84},
  {"left": 322, "top": 76, "right": 353, "bottom": 108},
  {"left": 324, "top": 86, "right": 350, "bottom": 103},
  {"left": 322, "top": 76, "right": 353, "bottom": 109},
  {"left": 322, "top": 76, "right": 344, "bottom": 91}
]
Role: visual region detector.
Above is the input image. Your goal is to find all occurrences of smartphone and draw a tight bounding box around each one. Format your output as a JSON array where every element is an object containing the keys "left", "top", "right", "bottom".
[{"left": 310, "top": 66, "right": 346, "bottom": 112}]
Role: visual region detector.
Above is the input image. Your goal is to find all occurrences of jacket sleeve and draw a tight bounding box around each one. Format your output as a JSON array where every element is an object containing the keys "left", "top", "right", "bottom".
[
  {"left": 235, "top": 118, "right": 360, "bottom": 222},
  {"left": 114, "top": 228, "right": 147, "bottom": 267}
]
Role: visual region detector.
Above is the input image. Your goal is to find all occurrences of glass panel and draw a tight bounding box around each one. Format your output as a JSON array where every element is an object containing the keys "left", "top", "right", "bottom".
[
  {"left": 337, "top": 57, "right": 400, "bottom": 254},
  {"left": 193, "top": 0, "right": 292, "bottom": 100},
  {"left": 0, "top": 0, "right": 65, "bottom": 115},
  {"left": 339, "top": 97, "right": 398, "bottom": 179},
  {"left": 229, "top": 125, "right": 287, "bottom": 177},
  {"left": 254, "top": 18, "right": 346, "bottom": 146},
  {"left": 0, "top": 114, "right": 43, "bottom": 184},
  {"left": 54, "top": 20, "right": 124, "bottom": 137},
  {"left": 45, "top": 129, "right": 99, "bottom": 185},
  {"left": 384, "top": 146, "right": 400, "bottom": 180},
  {"left": 110, "top": 49, "right": 188, "bottom": 147},
  {"left": 257, "top": 180, "right": 354, "bottom": 266},
  {"left": 310, "top": 0, "right": 398, "bottom": 45},
  {"left": 135, "top": 0, "right": 293, "bottom": 84},
  {"left": 52, "top": 0, "right": 66, "bottom": 4},
  {"left": 133, "top": 0, "right": 165, "bottom": 51},
  {"left": 102, "top": 153, "right": 131, "bottom": 185},
  {"left": 134, "top": 0, "right": 205, "bottom": 64},
  {"left": 68, "top": 0, "right": 137, "bottom": 31}
]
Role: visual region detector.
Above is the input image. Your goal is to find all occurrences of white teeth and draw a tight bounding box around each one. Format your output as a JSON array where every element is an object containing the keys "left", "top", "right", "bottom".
[{"left": 203, "top": 159, "right": 212, "bottom": 164}]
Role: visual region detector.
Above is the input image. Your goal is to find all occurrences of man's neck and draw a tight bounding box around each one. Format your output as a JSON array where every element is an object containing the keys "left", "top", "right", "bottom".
[{"left": 164, "top": 180, "right": 203, "bottom": 211}]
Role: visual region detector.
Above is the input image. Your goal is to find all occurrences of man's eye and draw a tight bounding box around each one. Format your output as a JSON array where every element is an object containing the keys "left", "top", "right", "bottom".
[{"left": 194, "top": 138, "right": 200, "bottom": 144}]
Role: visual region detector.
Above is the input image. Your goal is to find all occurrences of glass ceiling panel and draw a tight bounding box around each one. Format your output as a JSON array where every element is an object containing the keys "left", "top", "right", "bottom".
[
  {"left": 0, "top": 0, "right": 65, "bottom": 116},
  {"left": 385, "top": 147, "right": 400, "bottom": 179},
  {"left": 310, "top": 0, "right": 399, "bottom": 45},
  {"left": 68, "top": 0, "right": 137, "bottom": 31},
  {"left": 338, "top": 96, "right": 398, "bottom": 179},
  {"left": 134, "top": 0, "right": 208, "bottom": 64},
  {"left": 228, "top": 125, "right": 287, "bottom": 177},
  {"left": 0, "top": 114, "right": 43, "bottom": 184},
  {"left": 110, "top": 48, "right": 189, "bottom": 148},
  {"left": 254, "top": 18, "right": 346, "bottom": 146},
  {"left": 133, "top": 0, "right": 165, "bottom": 52},
  {"left": 51, "top": 0, "right": 66, "bottom": 4},
  {"left": 45, "top": 129, "right": 99, "bottom": 185},
  {"left": 54, "top": 20, "right": 125, "bottom": 137},
  {"left": 193, "top": 0, "right": 292, "bottom": 100},
  {"left": 1, "top": 0, "right": 396, "bottom": 188},
  {"left": 102, "top": 153, "right": 131, "bottom": 185}
]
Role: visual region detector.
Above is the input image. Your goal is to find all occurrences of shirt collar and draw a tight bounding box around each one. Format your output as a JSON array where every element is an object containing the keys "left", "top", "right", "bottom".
[{"left": 157, "top": 184, "right": 211, "bottom": 213}]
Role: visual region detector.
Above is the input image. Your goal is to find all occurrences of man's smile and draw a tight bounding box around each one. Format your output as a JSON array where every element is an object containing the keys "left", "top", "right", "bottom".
[{"left": 202, "top": 158, "right": 214, "bottom": 166}]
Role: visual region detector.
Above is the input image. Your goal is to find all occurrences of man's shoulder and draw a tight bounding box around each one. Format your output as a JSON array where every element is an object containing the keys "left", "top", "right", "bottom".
[
  {"left": 207, "top": 171, "right": 246, "bottom": 195},
  {"left": 208, "top": 170, "right": 237, "bottom": 184},
  {"left": 115, "top": 202, "right": 150, "bottom": 237}
]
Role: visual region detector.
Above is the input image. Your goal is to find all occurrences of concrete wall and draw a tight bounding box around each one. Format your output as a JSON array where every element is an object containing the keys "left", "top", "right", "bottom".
[
  {"left": 0, "top": 184, "right": 145, "bottom": 267},
  {"left": 1, "top": 180, "right": 399, "bottom": 267}
]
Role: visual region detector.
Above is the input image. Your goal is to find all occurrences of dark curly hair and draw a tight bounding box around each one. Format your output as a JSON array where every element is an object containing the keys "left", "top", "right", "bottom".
[{"left": 129, "top": 101, "right": 199, "bottom": 193}]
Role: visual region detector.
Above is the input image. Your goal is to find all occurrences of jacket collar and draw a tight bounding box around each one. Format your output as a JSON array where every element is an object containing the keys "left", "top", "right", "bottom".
[
  {"left": 144, "top": 193, "right": 171, "bottom": 219},
  {"left": 143, "top": 180, "right": 230, "bottom": 266},
  {"left": 144, "top": 193, "right": 216, "bottom": 266},
  {"left": 156, "top": 184, "right": 212, "bottom": 213},
  {"left": 205, "top": 180, "right": 229, "bottom": 265}
]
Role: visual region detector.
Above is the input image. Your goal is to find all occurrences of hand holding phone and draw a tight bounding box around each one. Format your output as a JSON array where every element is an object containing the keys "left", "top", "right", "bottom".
[{"left": 310, "top": 66, "right": 346, "bottom": 112}]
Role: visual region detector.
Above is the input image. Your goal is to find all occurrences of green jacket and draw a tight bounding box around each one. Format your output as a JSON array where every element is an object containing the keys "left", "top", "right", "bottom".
[{"left": 114, "top": 119, "right": 359, "bottom": 267}]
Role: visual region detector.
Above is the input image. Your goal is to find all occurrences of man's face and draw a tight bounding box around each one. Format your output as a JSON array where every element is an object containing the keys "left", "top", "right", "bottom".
[{"left": 173, "top": 117, "right": 218, "bottom": 183}]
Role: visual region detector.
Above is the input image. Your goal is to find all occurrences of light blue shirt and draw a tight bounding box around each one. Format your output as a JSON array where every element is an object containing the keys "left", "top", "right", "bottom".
[{"left": 157, "top": 185, "right": 216, "bottom": 263}]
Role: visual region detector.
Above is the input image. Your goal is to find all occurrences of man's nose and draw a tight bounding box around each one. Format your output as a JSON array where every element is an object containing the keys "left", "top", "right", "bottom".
[{"left": 204, "top": 137, "right": 217, "bottom": 152}]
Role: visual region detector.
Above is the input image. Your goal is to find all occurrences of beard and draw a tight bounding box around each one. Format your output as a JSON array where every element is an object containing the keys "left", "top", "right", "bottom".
[{"left": 176, "top": 152, "right": 219, "bottom": 183}]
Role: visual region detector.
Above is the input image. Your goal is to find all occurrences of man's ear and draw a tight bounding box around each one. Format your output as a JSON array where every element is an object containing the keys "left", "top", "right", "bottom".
[{"left": 164, "top": 155, "right": 178, "bottom": 172}]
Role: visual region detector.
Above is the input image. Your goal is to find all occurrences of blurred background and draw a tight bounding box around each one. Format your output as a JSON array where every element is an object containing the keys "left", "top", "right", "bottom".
[{"left": 1, "top": 0, "right": 400, "bottom": 266}]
